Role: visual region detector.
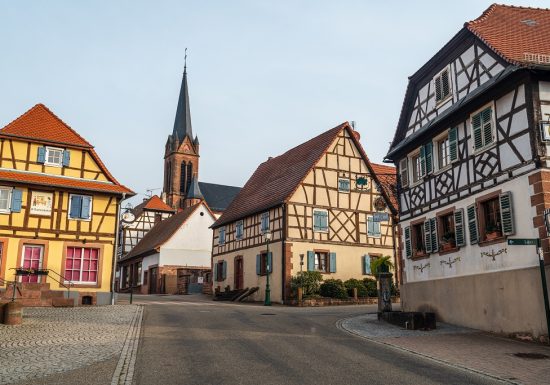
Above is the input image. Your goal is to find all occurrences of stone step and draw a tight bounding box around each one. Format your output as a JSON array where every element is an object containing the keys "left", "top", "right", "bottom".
[{"left": 52, "top": 298, "right": 74, "bottom": 307}]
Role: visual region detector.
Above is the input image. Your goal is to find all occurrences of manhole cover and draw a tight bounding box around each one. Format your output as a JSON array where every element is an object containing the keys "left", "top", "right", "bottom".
[
  {"left": 260, "top": 313, "right": 276, "bottom": 316},
  {"left": 513, "top": 352, "right": 549, "bottom": 359}
]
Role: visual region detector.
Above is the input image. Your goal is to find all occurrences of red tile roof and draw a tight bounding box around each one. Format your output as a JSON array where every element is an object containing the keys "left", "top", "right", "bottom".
[
  {"left": 143, "top": 195, "right": 174, "bottom": 212},
  {"left": 371, "top": 163, "right": 397, "bottom": 210},
  {"left": 0, "top": 104, "right": 92, "bottom": 147},
  {"left": 0, "top": 169, "right": 133, "bottom": 195},
  {"left": 466, "top": 4, "right": 550, "bottom": 66},
  {"left": 213, "top": 123, "right": 397, "bottom": 228}
]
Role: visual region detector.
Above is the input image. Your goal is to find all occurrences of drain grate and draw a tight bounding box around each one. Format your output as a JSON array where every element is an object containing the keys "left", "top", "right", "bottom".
[{"left": 513, "top": 352, "right": 549, "bottom": 359}]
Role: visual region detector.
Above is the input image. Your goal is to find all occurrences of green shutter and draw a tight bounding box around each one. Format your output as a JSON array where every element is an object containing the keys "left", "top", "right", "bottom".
[
  {"left": 482, "top": 107, "right": 493, "bottom": 146},
  {"left": 441, "top": 70, "right": 450, "bottom": 98},
  {"left": 307, "top": 251, "right": 315, "bottom": 271},
  {"left": 267, "top": 252, "right": 273, "bottom": 273},
  {"left": 10, "top": 189, "right": 22, "bottom": 213},
  {"left": 499, "top": 192, "right": 515, "bottom": 236},
  {"left": 449, "top": 127, "right": 458, "bottom": 161},
  {"left": 419, "top": 145, "right": 426, "bottom": 177},
  {"left": 454, "top": 209, "right": 465, "bottom": 247},
  {"left": 472, "top": 113, "right": 483, "bottom": 150},
  {"left": 425, "top": 142, "right": 433, "bottom": 174},
  {"left": 435, "top": 75, "right": 442, "bottom": 101},
  {"left": 213, "top": 263, "right": 218, "bottom": 282},
  {"left": 430, "top": 218, "right": 438, "bottom": 252},
  {"left": 329, "top": 252, "right": 336, "bottom": 273},
  {"left": 467, "top": 204, "right": 479, "bottom": 244},
  {"left": 424, "top": 220, "right": 432, "bottom": 253},
  {"left": 222, "top": 261, "right": 227, "bottom": 280},
  {"left": 404, "top": 226, "right": 412, "bottom": 258},
  {"left": 256, "top": 254, "right": 261, "bottom": 275}
]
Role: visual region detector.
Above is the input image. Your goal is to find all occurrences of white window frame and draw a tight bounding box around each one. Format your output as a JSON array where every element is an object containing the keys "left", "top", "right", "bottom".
[
  {"left": 409, "top": 150, "right": 423, "bottom": 185},
  {"left": 434, "top": 66, "right": 452, "bottom": 104},
  {"left": 68, "top": 194, "right": 93, "bottom": 221},
  {"left": 0, "top": 187, "right": 12, "bottom": 214},
  {"left": 367, "top": 216, "right": 382, "bottom": 238},
  {"left": 434, "top": 132, "right": 451, "bottom": 172},
  {"left": 399, "top": 158, "right": 408, "bottom": 188},
  {"left": 45, "top": 146, "right": 64, "bottom": 167},
  {"left": 260, "top": 212, "right": 270, "bottom": 234},
  {"left": 64, "top": 246, "right": 100, "bottom": 285},
  {"left": 312, "top": 209, "right": 329, "bottom": 233},
  {"left": 218, "top": 227, "right": 226, "bottom": 246},
  {"left": 235, "top": 220, "right": 244, "bottom": 240},
  {"left": 338, "top": 178, "right": 351, "bottom": 193},
  {"left": 470, "top": 103, "right": 496, "bottom": 153}
]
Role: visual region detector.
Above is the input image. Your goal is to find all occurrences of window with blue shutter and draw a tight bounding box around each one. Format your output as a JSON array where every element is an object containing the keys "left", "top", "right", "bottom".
[
  {"left": 313, "top": 209, "right": 328, "bottom": 232},
  {"left": 37, "top": 147, "right": 46, "bottom": 164},
  {"left": 260, "top": 212, "right": 270, "bottom": 233},
  {"left": 367, "top": 216, "right": 381, "bottom": 237},
  {"left": 338, "top": 178, "right": 350, "bottom": 192},
  {"left": 235, "top": 220, "right": 244, "bottom": 240},
  {"left": 218, "top": 227, "right": 226, "bottom": 245},
  {"left": 62, "top": 150, "right": 71, "bottom": 167},
  {"left": 329, "top": 252, "right": 336, "bottom": 273},
  {"left": 80, "top": 196, "right": 91, "bottom": 219},
  {"left": 307, "top": 251, "right": 315, "bottom": 271},
  {"left": 69, "top": 195, "right": 92, "bottom": 220},
  {"left": 0, "top": 188, "right": 16, "bottom": 212}
]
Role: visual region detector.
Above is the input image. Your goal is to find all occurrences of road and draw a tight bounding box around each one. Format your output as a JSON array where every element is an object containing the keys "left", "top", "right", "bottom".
[{"left": 131, "top": 295, "right": 502, "bottom": 385}]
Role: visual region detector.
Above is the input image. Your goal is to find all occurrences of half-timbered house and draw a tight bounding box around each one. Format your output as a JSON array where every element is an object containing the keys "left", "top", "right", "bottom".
[
  {"left": 211, "top": 122, "right": 398, "bottom": 304},
  {"left": 385, "top": 4, "right": 550, "bottom": 337},
  {"left": 0, "top": 104, "right": 134, "bottom": 305}
]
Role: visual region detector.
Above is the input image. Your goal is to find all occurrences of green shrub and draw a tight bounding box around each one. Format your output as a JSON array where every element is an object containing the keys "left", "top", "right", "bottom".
[
  {"left": 344, "top": 278, "right": 368, "bottom": 297},
  {"left": 370, "top": 255, "right": 394, "bottom": 275},
  {"left": 319, "top": 279, "right": 348, "bottom": 299},
  {"left": 363, "top": 278, "right": 378, "bottom": 297},
  {"left": 290, "top": 271, "right": 323, "bottom": 297}
]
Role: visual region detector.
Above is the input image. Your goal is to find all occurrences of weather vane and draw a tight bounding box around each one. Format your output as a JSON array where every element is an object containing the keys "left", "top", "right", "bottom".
[{"left": 184, "top": 48, "right": 188, "bottom": 72}]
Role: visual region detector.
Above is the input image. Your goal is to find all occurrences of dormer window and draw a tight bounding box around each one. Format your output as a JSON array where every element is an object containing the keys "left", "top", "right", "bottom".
[
  {"left": 434, "top": 67, "right": 451, "bottom": 103},
  {"left": 37, "top": 146, "right": 70, "bottom": 167}
]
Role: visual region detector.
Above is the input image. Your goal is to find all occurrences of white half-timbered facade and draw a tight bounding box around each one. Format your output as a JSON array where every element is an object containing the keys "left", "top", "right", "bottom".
[
  {"left": 385, "top": 4, "right": 550, "bottom": 338},
  {"left": 211, "top": 123, "right": 398, "bottom": 304}
]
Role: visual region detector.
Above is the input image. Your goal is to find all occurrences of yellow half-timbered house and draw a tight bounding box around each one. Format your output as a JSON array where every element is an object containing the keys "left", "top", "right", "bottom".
[
  {"left": 211, "top": 122, "right": 398, "bottom": 303},
  {"left": 0, "top": 104, "right": 134, "bottom": 305}
]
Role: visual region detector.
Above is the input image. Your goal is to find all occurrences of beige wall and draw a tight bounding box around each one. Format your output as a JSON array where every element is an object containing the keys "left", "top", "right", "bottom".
[{"left": 401, "top": 266, "right": 550, "bottom": 337}]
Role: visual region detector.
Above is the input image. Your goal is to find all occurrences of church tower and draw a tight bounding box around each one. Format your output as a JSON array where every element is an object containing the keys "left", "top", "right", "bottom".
[{"left": 163, "top": 63, "right": 202, "bottom": 209}]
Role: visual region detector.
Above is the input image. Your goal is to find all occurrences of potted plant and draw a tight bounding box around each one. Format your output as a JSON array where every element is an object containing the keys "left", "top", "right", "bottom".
[
  {"left": 485, "top": 224, "right": 502, "bottom": 240},
  {"left": 370, "top": 256, "right": 394, "bottom": 276},
  {"left": 440, "top": 231, "right": 456, "bottom": 251}
]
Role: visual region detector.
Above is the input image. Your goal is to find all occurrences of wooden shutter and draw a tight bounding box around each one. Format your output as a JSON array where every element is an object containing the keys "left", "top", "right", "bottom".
[
  {"left": 467, "top": 204, "right": 479, "bottom": 244},
  {"left": 37, "top": 147, "right": 46, "bottom": 164},
  {"left": 472, "top": 113, "right": 483, "bottom": 150},
  {"left": 419, "top": 145, "right": 426, "bottom": 177},
  {"left": 10, "top": 189, "right": 22, "bottom": 213},
  {"left": 329, "top": 252, "right": 336, "bottom": 273},
  {"left": 441, "top": 70, "right": 450, "bottom": 98},
  {"left": 482, "top": 107, "right": 493, "bottom": 146},
  {"left": 307, "top": 251, "right": 315, "bottom": 271},
  {"left": 424, "top": 220, "right": 432, "bottom": 253},
  {"left": 62, "top": 150, "right": 71, "bottom": 167},
  {"left": 256, "top": 254, "right": 261, "bottom": 275},
  {"left": 321, "top": 211, "right": 328, "bottom": 231},
  {"left": 404, "top": 226, "right": 412, "bottom": 258},
  {"left": 222, "top": 261, "right": 227, "bottom": 280},
  {"left": 454, "top": 208, "right": 465, "bottom": 247},
  {"left": 81, "top": 196, "right": 92, "bottom": 219},
  {"left": 430, "top": 218, "right": 438, "bottom": 252},
  {"left": 367, "top": 217, "right": 374, "bottom": 235},
  {"left": 435, "top": 75, "right": 442, "bottom": 101},
  {"left": 213, "top": 263, "right": 218, "bottom": 282},
  {"left": 399, "top": 158, "right": 408, "bottom": 187},
  {"left": 499, "top": 192, "right": 515, "bottom": 236},
  {"left": 449, "top": 127, "right": 458, "bottom": 161},
  {"left": 267, "top": 252, "right": 273, "bottom": 273},
  {"left": 70, "top": 195, "right": 82, "bottom": 219},
  {"left": 425, "top": 142, "right": 433, "bottom": 174}
]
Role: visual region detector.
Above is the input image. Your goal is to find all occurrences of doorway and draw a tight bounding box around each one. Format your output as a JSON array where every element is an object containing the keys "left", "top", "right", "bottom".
[
  {"left": 234, "top": 256, "right": 243, "bottom": 290},
  {"left": 149, "top": 267, "right": 158, "bottom": 294}
]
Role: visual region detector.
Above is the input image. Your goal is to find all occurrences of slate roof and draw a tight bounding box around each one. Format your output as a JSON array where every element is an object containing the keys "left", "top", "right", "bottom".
[
  {"left": 198, "top": 182, "right": 241, "bottom": 213},
  {"left": 213, "top": 122, "right": 397, "bottom": 228},
  {"left": 122, "top": 203, "right": 206, "bottom": 261},
  {"left": 466, "top": 4, "right": 550, "bottom": 66},
  {"left": 188, "top": 176, "right": 204, "bottom": 200},
  {"left": 172, "top": 69, "right": 193, "bottom": 142}
]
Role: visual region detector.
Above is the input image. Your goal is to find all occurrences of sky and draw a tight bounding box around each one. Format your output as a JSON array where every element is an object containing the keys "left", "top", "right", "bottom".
[{"left": 1, "top": 0, "right": 548, "bottom": 206}]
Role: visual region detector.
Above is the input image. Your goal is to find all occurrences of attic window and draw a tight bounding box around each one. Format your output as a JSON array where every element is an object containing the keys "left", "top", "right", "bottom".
[
  {"left": 434, "top": 68, "right": 451, "bottom": 103},
  {"left": 521, "top": 19, "right": 537, "bottom": 26}
]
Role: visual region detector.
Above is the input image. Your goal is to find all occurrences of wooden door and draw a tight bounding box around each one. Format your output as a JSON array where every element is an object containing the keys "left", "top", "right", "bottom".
[
  {"left": 149, "top": 267, "right": 158, "bottom": 294},
  {"left": 21, "top": 245, "right": 44, "bottom": 283},
  {"left": 234, "top": 257, "right": 243, "bottom": 290}
]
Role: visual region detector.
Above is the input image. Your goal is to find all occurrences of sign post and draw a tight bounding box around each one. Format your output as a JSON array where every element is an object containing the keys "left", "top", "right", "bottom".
[{"left": 508, "top": 238, "right": 550, "bottom": 344}]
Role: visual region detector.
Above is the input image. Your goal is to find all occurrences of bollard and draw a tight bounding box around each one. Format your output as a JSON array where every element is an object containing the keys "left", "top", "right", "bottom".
[
  {"left": 297, "top": 287, "right": 303, "bottom": 304},
  {"left": 3, "top": 302, "right": 22, "bottom": 325},
  {"left": 353, "top": 287, "right": 358, "bottom": 301}
]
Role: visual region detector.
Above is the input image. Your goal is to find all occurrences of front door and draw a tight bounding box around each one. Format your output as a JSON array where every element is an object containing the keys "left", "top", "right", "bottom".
[
  {"left": 234, "top": 257, "right": 244, "bottom": 290},
  {"left": 149, "top": 267, "right": 158, "bottom": 294},
  {"left": 21, "top": 245, "right": 44, "bottom": 283}
]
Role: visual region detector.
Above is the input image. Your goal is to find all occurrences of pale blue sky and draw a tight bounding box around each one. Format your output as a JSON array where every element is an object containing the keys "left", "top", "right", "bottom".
[{"left": 1, "top": 1, "right": 547, "bottom": 204}]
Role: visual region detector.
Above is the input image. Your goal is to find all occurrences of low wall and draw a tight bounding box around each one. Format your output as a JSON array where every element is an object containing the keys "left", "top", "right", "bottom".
[
  {"left": 401, "top": 265, "right": 550, "bottom": 339},
  {"left": 286, "top": 296, "right": 400, "bottom": 307}
]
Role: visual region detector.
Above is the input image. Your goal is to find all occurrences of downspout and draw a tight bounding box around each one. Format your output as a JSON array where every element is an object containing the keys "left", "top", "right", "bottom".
[
  {"left": 392, "top": 216, "right": 400, "bottom": 287},
  {"left": 281, "top": 204, "right": 286, "bottom": 304},
  {"left": 111, "top": 192, "right": 127, "bottom": 305}
]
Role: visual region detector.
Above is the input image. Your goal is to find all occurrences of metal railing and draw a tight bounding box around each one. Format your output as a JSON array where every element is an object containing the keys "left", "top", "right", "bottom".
[{"left": 9, "top": 268, "right": 74, "bottom": 299}]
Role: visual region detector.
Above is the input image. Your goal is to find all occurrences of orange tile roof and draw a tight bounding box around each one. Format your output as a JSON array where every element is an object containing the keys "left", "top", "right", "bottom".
[
  {"left": 0, "top": 104, "right": 92, "bottom": 148},
  {"left": 144, "top": 195, "right": 174, "bottom": 212},
  {"left": 371, "top": 163, "right": 397, "bottom": 211},
  {"left": 466, "top": 4, "right": 550, "bottom": 66},
  {"left": 0, "top": 169, "right": 133, "bottom": 195}
]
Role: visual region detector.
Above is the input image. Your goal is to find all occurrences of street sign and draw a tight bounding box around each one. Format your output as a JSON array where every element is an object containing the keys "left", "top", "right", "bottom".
[
  {"left": 507, "top": 238, "right": 539, "bottom": 246},
  {"left": 373, "top": 212, "right": 389, "bottom": 222}
]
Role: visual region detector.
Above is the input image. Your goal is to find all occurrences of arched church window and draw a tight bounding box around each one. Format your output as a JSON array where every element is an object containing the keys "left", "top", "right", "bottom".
[
  {"left": 186, "top": 163, "right": 193, "bottom": 191},
  {"left": 180, "top": 161, "right": 187, "bottom": 194},
  {"left": 166, "top": 161, "right": 172, "bottom": 193}
]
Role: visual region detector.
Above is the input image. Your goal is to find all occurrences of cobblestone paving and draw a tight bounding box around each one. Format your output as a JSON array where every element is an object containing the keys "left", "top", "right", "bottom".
[
  {"left": 340, "top": 314, "right": 550, "bottom": 385},
  {"left": 0, "top": 305, "right": 139, "bottom": 385}
]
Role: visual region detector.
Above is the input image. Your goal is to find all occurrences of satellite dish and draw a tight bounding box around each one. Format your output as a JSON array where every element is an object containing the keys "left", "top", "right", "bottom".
[{"left": 121, "top": 211, "right": 135, "bottom": 223}]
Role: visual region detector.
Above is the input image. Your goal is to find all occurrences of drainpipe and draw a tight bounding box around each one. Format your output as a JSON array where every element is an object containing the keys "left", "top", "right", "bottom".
[
  {"left": 111, "top": 192, "right": 127, "bottom": 305},
  {"left": 392, "top": 217, "right": 399, "bottom": 287},
  {"left": 281, "top": 204, "right": 286, "bottom": 304}
]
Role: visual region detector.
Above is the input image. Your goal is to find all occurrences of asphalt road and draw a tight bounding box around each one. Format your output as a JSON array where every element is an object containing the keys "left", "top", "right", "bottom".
[{"left": 133, "top": 295, "right": 502, "bottom": 385}]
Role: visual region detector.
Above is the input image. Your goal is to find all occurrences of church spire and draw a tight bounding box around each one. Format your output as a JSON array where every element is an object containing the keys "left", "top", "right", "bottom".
[{"left": 172, "top": 48, "right": 193, "bottom": 142}]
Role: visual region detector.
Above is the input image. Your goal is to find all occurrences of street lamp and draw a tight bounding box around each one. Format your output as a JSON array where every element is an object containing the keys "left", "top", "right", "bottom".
[{"left": 264, "top": 230, "right": 272, "bottom": 306}]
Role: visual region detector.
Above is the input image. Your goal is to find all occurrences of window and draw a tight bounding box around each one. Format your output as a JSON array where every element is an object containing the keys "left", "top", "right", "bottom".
[
  {"left": 45, "top": 147, "right": 64, "bottom": 167},
  {"left": 0, "top": 188, "right": 11, "bottom": 213},
  {"left": 481, "top": 197, "right": 502, "bottom": 240},
  {"left": 180, "top": 161, "right": 187, "bottom": 194},
  {"left": 314, "top": 251, "right": 329, "bottom": 272},
  {"left": 472, "top": 106, "right": 494, "bottom": 151},
  {"left": 65, "top": 247, "right": 99, "bottom": 284},
  {"left": 434, "top": 67, "right": 451, "bottom": 103},
  {"left": 467, "top": 192, "right": 514, "bottom": 244},
  {"left": 399, "top": 158, "right": 408, "bottom": 187},
  {"left": 412, "top": 223, "right": 426, "bottom": 257},
  {"left": 69, "top": 195, "right": 92, "bottom": 220},
  {"left": 260, "top": 212, "right": 270, "bottom": 233},
  {"left": 257, "top": 252, "right": 272, "bottom": 276},
  {"left": 411, "top": 153, "right": 423, "bottom": 183},
  {"left": 367, "top": 216, "right": 381, "bottom": 237},
  {"left": 439, "top": 213, "right": 456, "bottom": 249},
  {"left": 155, "top": 213, "right": 162, "bottom": 224},
  {"left": 218, "top": 227, "right": 226, "bottom": 245},
  {"left": 136, "top": 262, "right": 142, "bottom": 285},
  {"left": 313, "top": 209, "right": 328, "bottom": 232},
  {"left": 235, "top": 220, "right": 244, "bottom": 240},
  {"left": 338, "top": 178, "right": 350, "bottom": 192},
  {"left": 216, "top": 260, "right": 226, "bottom": 281},
  {"left": 437, "top": 135, "right": 451, "bottom": 169}
]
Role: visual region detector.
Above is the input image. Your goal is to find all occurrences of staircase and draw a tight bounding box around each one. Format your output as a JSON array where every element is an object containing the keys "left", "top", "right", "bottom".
[{"left": 0, "top": 283, "right": 74, "bottom": 307}]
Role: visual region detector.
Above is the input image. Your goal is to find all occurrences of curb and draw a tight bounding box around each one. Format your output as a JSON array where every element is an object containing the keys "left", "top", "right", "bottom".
[
  {"left": 111, "top": 305, "right": 143, "bottom": 385},
  {"left": 336, "top": 316, "right": 519, "bottom": 385}
]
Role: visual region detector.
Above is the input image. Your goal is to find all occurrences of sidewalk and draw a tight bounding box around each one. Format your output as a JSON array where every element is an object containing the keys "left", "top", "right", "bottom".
[{"left": 340, "top": 314, "right": 550, "bottom": 385}]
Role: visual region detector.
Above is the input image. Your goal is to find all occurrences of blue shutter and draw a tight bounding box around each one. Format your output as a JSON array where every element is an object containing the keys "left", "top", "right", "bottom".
[
  {"left": 256, "top": 254, "right": 261, "bottom": 275},
  {"left": 313, "top": 211, "right": 320, "bottom": 231},
  {"left": 307, "top": 251, "right": 315, "bottom": 271},
  {"left": 37, "top": 147, "right": 46, "bottom": 164},
  {"left": 267, "top": 252, "right": 272, "bottom": 273},
  {"left": 375, "top": 221, "right": 381, "bottom": 237},
  {"left": 363, "top": 255, "right": 372, "bottom": 275},
  {"left": 449, "top": 127, "right": 458, "bottom": 161},
  {"left": 10, "top": 189, "right": 23, "bottom": 213},
  {"left": 367, "top": 217, "right": 374, "bottom": 235},
  {"left": 70, "top": 195, "right": 82, "bottom": 218},
  {"left": 329, "top": 252, "right": 336, "bottom": 273},
  {"left": 222, "top": 261, "right": 227, "bottom": 280},
  {"left": 80, "top": 196, "right": 92, "bottom": 219},
  {"left": 62, "top": 150, "right": 71, "bottom": 167},
  {"left": 321, "top": 211, "right": 328, "bottom": 231}
]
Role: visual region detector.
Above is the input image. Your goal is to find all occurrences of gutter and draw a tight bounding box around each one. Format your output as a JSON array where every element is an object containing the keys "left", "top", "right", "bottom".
[{"left": 111, "top": 192, "right": 127, "bottom": 305}]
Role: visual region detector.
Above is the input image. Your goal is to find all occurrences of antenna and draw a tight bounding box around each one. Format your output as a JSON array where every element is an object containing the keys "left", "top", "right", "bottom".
[
  {"left": 184, "top": 48, "right": 188, "bottom": 73},
  {"left": 145, "top": 188, "right": 162, "bottom": 198}
]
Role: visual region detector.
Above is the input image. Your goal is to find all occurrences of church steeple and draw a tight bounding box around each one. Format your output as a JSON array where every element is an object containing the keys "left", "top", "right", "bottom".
[{"left": 172, "top": 53, "right": 193, "bottom": 143}]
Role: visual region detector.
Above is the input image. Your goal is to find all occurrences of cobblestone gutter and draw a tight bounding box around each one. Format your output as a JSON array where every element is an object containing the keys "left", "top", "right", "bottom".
[{"left": 0, "top": 305, "right": 141, "bottom": 385}]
